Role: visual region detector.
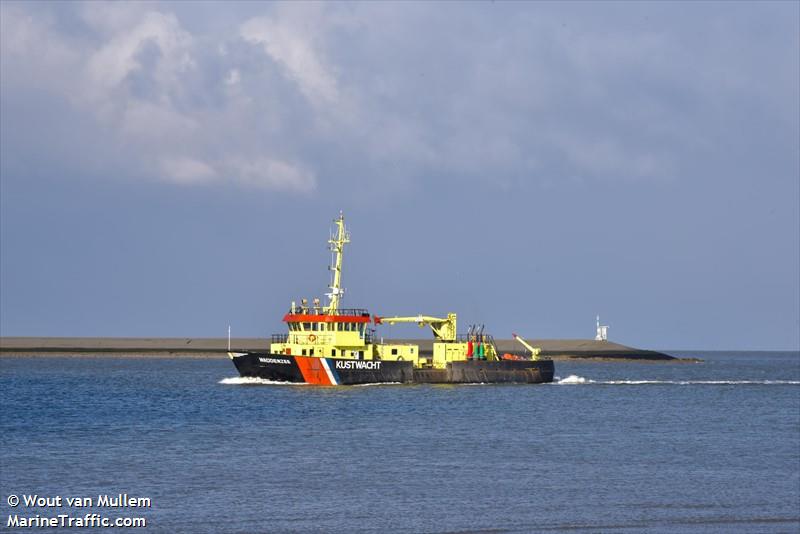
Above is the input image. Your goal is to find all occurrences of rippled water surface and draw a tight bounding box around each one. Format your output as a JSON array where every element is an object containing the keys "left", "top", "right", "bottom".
[{"left": 1, "top": 351, "right": 798, "bottom": 533}]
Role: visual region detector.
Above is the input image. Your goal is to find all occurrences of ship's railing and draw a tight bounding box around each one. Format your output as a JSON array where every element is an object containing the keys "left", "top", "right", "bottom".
[
  {"left": 334, "top": 308, "right": 370, "bottom": 317},
  {"left": 286, "top": 307, "right": 370, "bottom": 317},
  {"left": 273, "top": 333, "right": 324, "bottom": 344},
  {"left": 271, "top": 333, "right": 369, "bottom": 346},
  {"left": 276, "top": 331, "right": 483, "bottom": 346},
  {"left": 450, "top": 334, "right": 496, "bottom": 344}
]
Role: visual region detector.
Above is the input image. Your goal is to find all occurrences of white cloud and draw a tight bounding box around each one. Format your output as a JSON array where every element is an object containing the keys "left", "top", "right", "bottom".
[
  {"left": 79, "top": 2, "right": 153, "bottom": 36},
  {"left": 120, "top": 100, "right": 199, "bottom": 143},
  {"left": 86, "top": 11, "right": 193, "bottom": 93},
  {"left": 227, "top": 157, "right": 316, "bottom": 193},
  {"left": 240, "top": 12, "right": 339, "bottom": 106},
  {"left": 1, "top": 2, "right": 322, "bottom": 194},
  {"left": 225, "top": 69, "right": 241, "bottom": 86},
  {"left": 160, "top": 157, "right": 216, "bottom": 184},
  {"left": 2, "top": 1, "right": 796, "bottom": 195},
  {"left": 0, "top": 5, "right": 82, "bottom": 91}
]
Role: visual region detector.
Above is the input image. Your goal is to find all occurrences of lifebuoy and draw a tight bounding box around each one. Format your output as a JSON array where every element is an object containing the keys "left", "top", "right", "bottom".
[{"left": 308, "top": 334, "right": 317, "bottom": 342}]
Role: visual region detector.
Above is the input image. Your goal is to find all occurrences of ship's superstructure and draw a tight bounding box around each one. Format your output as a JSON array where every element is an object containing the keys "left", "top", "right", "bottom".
[
  {"left": 269, "top": 214, "right": 419, "bottom": 364},
  {"left": 229, "top": 214, "right": 553, "bottom": 385}
]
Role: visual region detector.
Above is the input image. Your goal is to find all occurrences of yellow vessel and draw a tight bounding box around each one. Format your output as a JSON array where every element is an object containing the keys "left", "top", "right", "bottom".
[{"left": 229, "top": 214, "right": 554, "bottom": 385}]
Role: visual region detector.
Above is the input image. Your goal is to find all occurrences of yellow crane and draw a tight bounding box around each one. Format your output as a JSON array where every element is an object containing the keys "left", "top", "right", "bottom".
[
  {"left": 512, "top": 332, "right": 542, "bottom": 361},
  {"left": 374, "top": 313, "right": 458, "bottom": 341}
]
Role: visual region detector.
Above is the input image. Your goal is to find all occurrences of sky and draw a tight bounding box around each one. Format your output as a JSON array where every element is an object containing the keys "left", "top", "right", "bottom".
[{"left": 1, "top": 1, "right": 798, "bottom": 350}]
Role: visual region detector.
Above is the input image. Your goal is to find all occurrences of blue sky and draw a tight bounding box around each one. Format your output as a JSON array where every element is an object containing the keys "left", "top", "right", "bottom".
[{"left": 1, "top": 1, "right": 798, "bottom": 350}]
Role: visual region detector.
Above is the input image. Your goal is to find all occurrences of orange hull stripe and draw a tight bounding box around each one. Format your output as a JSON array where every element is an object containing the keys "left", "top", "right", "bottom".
[{"left": 295, "top": 357, "right": 332, "bottom": 386}]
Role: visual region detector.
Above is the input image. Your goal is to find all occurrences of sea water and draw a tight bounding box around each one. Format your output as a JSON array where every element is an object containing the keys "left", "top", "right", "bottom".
[{"left": 1, "top": 351, "right": 798, "bottom": 533}]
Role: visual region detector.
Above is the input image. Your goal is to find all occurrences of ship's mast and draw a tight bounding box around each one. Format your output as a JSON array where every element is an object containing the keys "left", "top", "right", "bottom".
[{"left": 326, "top": 213, "right": 350, "bottom": 314}]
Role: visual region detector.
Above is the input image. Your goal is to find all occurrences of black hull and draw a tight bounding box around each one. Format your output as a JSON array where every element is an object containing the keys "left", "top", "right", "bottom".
[
  {"left": 230, "top": 352, "right": 413, "bottom": 385},
  {"left": 230, "top": 352, "right": 554, "bottom": 385}
]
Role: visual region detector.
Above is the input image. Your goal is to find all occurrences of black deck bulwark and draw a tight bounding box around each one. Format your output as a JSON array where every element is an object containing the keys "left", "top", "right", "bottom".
[{"left": 413, "top": 359, "right": 555, "bottom": 383}]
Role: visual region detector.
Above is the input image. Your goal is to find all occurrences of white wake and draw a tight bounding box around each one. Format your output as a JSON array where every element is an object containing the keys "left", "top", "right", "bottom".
[
  {"left": 218, "top": 376, "right": 307, "bottom": 386},
  {"left": 556, "top": 374, "right": 590, "bottom": 384},
  {"left": 555, "top": 375, "right": 800, "bottom": 386}
]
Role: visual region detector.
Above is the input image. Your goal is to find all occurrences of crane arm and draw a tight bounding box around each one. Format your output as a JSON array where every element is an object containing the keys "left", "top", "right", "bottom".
[
  {"left": 374, "top": 313, "right": 458, "bottom": 341},
  {"left": 512, "top": 332, "right": 541, "bottom": 360}
]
